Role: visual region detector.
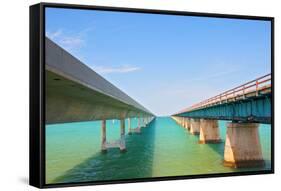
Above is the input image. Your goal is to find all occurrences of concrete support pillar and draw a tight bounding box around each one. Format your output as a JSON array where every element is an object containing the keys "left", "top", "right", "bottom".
[
  {"left": 172, "top": 116, "right": 177, "bottom": 123},
  {"left": 199, "top": 119, "right": 221, "bottom": 144},
  {"left": 128, "top": 118, "right": 132, "bottom": 135},
  {"left": 179, "top": 117, "right": 182, "bottom": 126},
  {"left": 138, "top": 117, "right": 141, "bottom": 128},
  {"left": 181, "top": 117, "right": 184, "bottom": 127},
  {"left": 173, "top": 116, "right": 182, "bottom": 126},
  {"left": 178, "top": 117, "right": 181, "bottom": 126},
  {"left": 120, "top": 119, "right": 126, "bottom": 152},
  {"left": 101, "top": 119, "right": 107, "bottom": 153},
  {"left": 185, "top": 118, "right": 190, "bottom": 129},
  {"left": 129, "top": 117, "right": 141, "bottom": 134},
  {"left": 190, "top": 118, "right": 200, "bottom": 135},
  {"left": 187, "top": 118, "right": 191, "bottom": 130},
  {"left": 146, "top": 117, "right": 147, "bottom": 124},
  {"left": 224, "top": 122, "right": 264, "bottom": 168}
]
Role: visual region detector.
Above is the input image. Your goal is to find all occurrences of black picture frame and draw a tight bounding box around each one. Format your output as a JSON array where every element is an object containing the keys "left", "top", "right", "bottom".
[{"left": 30, "top": 2, "right": 275, "bottom": 189}]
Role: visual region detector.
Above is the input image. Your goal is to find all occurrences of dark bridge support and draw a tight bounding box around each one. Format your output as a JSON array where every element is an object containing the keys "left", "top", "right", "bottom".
[
  {"left": 101, "top": 119, "right": 107, "bottom": 153},
  {"left": 224, "top": 122, "right": 264, "bottom": 168},
  {"left": 184, "top": 118, "right": 190, "bottom": 130},
  {"left": 172, "top": 116, "right": 189, "bottom": 130},
  {"left": 199, "top": 119, "right": 221, "bottom": 144},
  {"left": 120, "top": 119, "right": 126, "bottom": 152},
  {"left": 128, "top": 116, "right": 154, "bottom": 134},
  {"left": 190, "top": 118, "right": 200, "bottom": 135}
]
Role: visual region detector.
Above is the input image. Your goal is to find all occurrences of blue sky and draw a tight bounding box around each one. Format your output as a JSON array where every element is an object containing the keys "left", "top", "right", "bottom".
[{"left": 46, "top": 8, "right": 271, "bottom": 116}]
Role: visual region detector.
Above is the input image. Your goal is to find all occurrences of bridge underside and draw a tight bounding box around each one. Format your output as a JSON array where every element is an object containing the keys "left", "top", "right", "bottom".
[
  {"left": 46, "top": 70, "right": 152, "bottom": 124},
  {"left": 176, "top": 94, "right": 271, "bottom": 124}
]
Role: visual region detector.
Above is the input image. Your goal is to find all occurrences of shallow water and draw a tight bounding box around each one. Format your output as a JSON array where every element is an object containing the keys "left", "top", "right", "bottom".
[{"left": 46, "top": 117, "right": 271, "bottom": 184}]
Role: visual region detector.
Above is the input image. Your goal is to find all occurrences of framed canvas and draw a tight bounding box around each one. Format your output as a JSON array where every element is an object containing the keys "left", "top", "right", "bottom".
[{"left": 29, "top": 2, "right": 274, "bottom": 188}]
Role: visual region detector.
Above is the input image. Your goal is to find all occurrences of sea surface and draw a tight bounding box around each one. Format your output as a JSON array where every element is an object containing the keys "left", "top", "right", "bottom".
[{"left": 46, "top": 117, "right": 271, "bottom": 184}]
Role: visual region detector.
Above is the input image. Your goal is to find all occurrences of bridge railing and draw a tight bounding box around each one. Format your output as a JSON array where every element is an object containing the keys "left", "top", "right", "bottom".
[{"left": 179, "top": 73, "right": 271, "bottom": 113}]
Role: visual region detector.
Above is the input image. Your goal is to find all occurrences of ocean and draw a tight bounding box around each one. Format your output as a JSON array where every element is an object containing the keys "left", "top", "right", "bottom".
[{"left": 46, "top": 117, "right": 271, "bottom": 184}]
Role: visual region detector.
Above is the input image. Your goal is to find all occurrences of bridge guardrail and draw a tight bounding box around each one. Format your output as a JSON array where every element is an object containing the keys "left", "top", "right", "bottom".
[{"left": 177, "top": 73, "right": 271, "bottom": 114}]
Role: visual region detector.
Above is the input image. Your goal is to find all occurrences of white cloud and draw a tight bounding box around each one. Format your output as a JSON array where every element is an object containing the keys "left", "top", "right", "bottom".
[
  {"left": 59, "top": 36, "right": 84, "bottom": 49},
  {"left": 46, "top": 29, "right": 84, "bottom": 51},
  {"left": 46, "top": 29, "right": 62, "bottom": 39},
  {"left": 91, "top": 65, "right": 141, "bottom": 74}
]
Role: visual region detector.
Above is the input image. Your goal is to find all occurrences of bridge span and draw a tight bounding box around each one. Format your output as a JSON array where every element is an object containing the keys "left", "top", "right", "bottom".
[
  {"left": 172, "top": 74, "right": 271, "bottom": 168},
  {"left": 46, "top": 37, "right": 155, "bottom": 152}
]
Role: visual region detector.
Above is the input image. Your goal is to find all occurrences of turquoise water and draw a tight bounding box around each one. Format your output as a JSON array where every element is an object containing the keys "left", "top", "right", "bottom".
[{"left": 46, "top": 117, "right": 271, "bottom": 184}]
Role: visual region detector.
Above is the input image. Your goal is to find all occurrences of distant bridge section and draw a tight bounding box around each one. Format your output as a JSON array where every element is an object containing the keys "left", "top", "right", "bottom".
[{"left": 173, "top": 74, "right": 271, "bottom": 124}]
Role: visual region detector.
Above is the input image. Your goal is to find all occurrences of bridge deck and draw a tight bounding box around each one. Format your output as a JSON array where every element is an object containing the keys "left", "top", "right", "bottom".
[{"left": 174, "top": 74, "right": 271, "bottom": 124}]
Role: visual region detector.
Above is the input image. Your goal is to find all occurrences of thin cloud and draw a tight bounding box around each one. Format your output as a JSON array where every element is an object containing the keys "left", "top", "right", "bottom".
[
  {"left": 59, "top": 36, "right": 84, "bottom": 49},
  {"left": 92, "top": 65, "right": 141, "bottom": 74},
  {"left": 46, "top": 29, "right": 62, "bottom": 39},
  {"left": 46, "top": 29, "right": 84, "bottom": 51}
]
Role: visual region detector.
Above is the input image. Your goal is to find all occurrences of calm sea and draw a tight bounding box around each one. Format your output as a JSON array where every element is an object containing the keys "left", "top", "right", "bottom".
[{"left": 46, "top": 117, "right": 271, "bottom": 184}]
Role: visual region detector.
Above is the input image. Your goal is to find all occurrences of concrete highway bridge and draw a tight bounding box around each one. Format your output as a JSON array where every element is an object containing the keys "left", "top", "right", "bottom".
[
  {"left": 46, "top": 37, "right": 271, "bottom": 168},
  {"left": 46, "top": 37, "right": 155, "bottom": 152},
  {"left": 172, "top": 74, "right": 271, "bottom": 168}
]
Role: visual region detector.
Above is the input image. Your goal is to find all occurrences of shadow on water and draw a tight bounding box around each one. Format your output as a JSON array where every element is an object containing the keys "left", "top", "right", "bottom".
[
  {"left": 190, "top": 131, "right": 225, "bottom": 158},
  {"left": 178, "top": 125, "right": 225, "bottom": 158},
  {"left": 205, "top": 121, "right": 228, "bottom": 159},
  {"left": 54, "top": 119, "right": 157, "bottom": 184},
  {"left": 179, "top": 122, "right": 226, "bottom": 159},
  {"left": 206, "top": 141, "right": 225, "bottom": 159}
]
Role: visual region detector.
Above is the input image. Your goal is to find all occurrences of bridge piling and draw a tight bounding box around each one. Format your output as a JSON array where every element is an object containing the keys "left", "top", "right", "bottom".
[
  {"left": 185, "top": 118, "right": 190, "bottom": 130},
  {"left": 224, "top": 122, "right": 264, "bottom": 168},
  {"left": 190, "top": 118, "right": 200, "bottom": 135},
  {"left": 101, "top": 119, "right": 107, "bottom": 153},
  {"left": 182, "top": 117, "right": 185, "bottom": 127},
  {"left": 120, "top": 119, "right": 126, "bottom": 152},
  {"left": 178, "top": 117, "right": 182, "bottom": 126},
  {"left": 128, "top": 118, "right": 132, "bottom": 135},
  {"left": 174, "top": 116, "right": 180, "bottom": 125},
  {"left": 183, "top": 117, "right": 186, "bottom": 128},
  {"left": 101, "top": 118, "right": 127, "bottom": 153},
  {"left": 199, "top": 119, "right": 221, "bottom": 144},
  {"left": 138, "top": 117, "right": 141, "bottom": 128},
  {"left": 128, "top": 117, "right": 141, "bottom": 134},
  {"left": 177, "top": 117, "right": 181, "bottom": 126}
]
